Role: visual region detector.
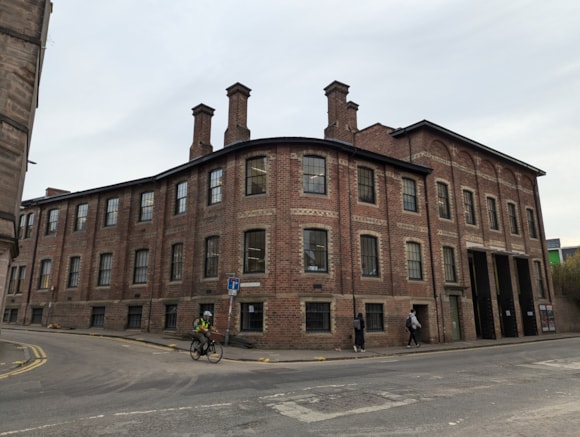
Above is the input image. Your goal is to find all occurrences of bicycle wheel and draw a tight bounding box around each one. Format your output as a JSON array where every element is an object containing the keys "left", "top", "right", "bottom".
[
  {"left": 189, "top": 340, "right": 201, "bottom": 361},
  {"left": 205, "top": 341, "right": 223, "bottom": 364}
]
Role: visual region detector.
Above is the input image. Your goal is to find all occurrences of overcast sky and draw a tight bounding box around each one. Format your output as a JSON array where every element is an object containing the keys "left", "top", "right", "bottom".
[{"left": 25, "top": 0, "right": 580, "bottom": 246}]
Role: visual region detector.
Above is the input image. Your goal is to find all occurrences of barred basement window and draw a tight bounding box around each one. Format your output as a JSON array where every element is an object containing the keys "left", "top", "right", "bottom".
[
  {"left": 165, "top": 304, "right": 177, "bottom": 330},
  {"left": 365, "top": 303, "right": 384, "bottom": 332},
  {"left": 68, "top": 256, "right": 81, "bottom": 288},
  {"left": 303, "top": 156, "right": 326, "bottom": 194},
  {"left": 305, "top": 302, "right": 331, "bottom": 333},
  {"left": 240, "top": 303, "right": 263, "bottom": 332},
  {"left": 91, "top": 306, "right": 105, "bottom": 327},
  {"left": 358, "top": 167, "right": 375, "bottom": 203},
  {"left": 402, "top": 178, "right": 418, "bottom": 212},
  {"left": 31, "top": 308, "right": 43, "bottom": 324},
  {"left": 127, "top": 306, "right": 142, "bottom": 329}
]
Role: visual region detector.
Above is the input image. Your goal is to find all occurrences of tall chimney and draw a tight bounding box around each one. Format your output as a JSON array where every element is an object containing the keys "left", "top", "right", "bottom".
[
  {"left": 347, "top": 101, "right": 359, "bottom": 132},
  {"left": 224, "top": 82, "right": 251, "bottom": 146},
  {"left": 324, "top": 80, "right": 354, "bottom": 143},
  {"left": 189, "top": 104, "right": 215, "bottom": 160}
]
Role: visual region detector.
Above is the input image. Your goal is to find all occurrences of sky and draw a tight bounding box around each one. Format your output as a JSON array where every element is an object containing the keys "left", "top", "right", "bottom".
[{"left": 25, "top": 0, "right": 580, "bottom": 246}]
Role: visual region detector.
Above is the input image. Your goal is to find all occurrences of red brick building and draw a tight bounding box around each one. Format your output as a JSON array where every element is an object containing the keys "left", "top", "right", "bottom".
[{"left": 2, "top": 81, "right": 555, "bottom": 349}]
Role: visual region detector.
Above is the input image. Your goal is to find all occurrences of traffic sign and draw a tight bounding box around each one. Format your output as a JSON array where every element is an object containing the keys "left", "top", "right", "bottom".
[{"left": 227, "top": 277, "right": 240, "bottom": 295}]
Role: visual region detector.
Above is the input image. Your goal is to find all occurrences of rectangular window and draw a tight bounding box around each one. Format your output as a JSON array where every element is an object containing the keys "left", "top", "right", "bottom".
[
  {"left": 534, "top": 261, "right": 545, "bottom": 298},
  {"left": 46, "top": 209, "right": 58, "bottom": 235},
  {"left": 133, "top": 250, "right": 149, "bottom": 284},
  {"left": 437, "top": 182, "right": 451, "bottom": 219},
  {"left": 527, "top": 208, "right": 538, "bottom": 238},
  {"left": 240, "top": 302, "right": 264, "bottom": 332},
  {"left": 31, "top": 308, "right": 43, "bottom": 324},
  {"left": 508, "top": 202, "right": 519, "bottom": 235},
  {"left": 165, "top": 304, "right": 177, "bottom": 330},
  {"left": 170, "top": 243, "right": 183, "bottom": 281},
  {"left": 25, "top": 213, "right": 34, "bottom": 238},
  {"left": 39, "top": 259, "right": 52, "bottom": 289},
  {"left": 17, "top": 266, "right": 26, "bottom": 293},
  {"left": 91, "top": 306, "right": 105, "bottom": 327},
  {"left": 246, "top": 157, "right": 267, "bottom": 195},
  {"left": 463, "top": 190, "right": 476, "bottom": 225},
  {"left": 358, "top": 167, "right": 375, "bottom": 203},
  {"left": 406, "top": 242, "right": 423, "bottom": 280},
  {"left": 175, "top": 181, "right": 188, "bottom": 215},
  {"left": 443, "top": 246, "right": 457, "bottom": 283},
  {"left": 140, "top": 192, "right": 154, "bottom": 222},
  {"left": 402, "top": 178, "right": 418, "bottom": 212},
  {"left": 244, "top": 230, "right": 266, "bottom": 273},
  {"left": 68, "top": 256, "right": 81, "bottom": 288},
  {"left": 305, "top": 302, "right": 331, "bottom": 333},
  {"left": 98, "top": 253, "right": 113, "bottom": 286},
  {"left": 205, "top": 236, "right": 219, "bottom": 278},
  {"left": 105, "top": 198, "right": 119, "bottom": 227},
  {"left": 208, "top": 169, "right": 223, "bottom": 205},
  {"left": 127, "top": 305, "right": 143, "bottom": 329},
  {"left": 304, "top": 229, "right": 328, "bottom": 273},
  {"left": 361, "top": 235, "right": 379, "bottom": 277},
  {"left": 75, "top": 203, "right": 88, "bottom": 231},
  {"left": 365, "top": 303, "right": 384, "bottom": 332},
  {"left": 487, "top": 197, "right": 499, "bottom": 230},
  {"left": 303, "top": 156, "right": 326, "bottom": 194},
  {"left": 18, "top": 215, "right": 26, "bottom": 240},
  {"left": 8, "top": 266, "right": 18, "bottom": 294}
]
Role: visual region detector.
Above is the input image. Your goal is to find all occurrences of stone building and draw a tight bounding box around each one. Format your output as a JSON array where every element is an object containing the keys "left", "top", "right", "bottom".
[
  {"left": 2, "top": 81, "right": 555, "bottom": 349},
  {"left": 0, "top": 0, "right": 52, "bottom": 333}
]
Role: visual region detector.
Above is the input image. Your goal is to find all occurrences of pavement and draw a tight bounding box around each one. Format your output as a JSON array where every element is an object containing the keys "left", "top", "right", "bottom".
[{"left": 1, "top": 325, "right": 579, "bottom": 373}]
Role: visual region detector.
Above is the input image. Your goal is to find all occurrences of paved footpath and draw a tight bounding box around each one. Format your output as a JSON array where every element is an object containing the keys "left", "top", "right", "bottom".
[{"left": 1, "top": 325, "right": 578, "bottom": 373}]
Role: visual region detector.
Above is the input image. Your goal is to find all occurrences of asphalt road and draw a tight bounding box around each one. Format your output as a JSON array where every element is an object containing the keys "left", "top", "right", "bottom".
[{"left": 1, "top": 330, "right": 580, "bottom": 436}]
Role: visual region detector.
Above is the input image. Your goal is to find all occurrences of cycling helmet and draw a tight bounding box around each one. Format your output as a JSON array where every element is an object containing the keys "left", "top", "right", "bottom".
[{"left": 203, "top": 311, "right": 213, "bottom": 317}]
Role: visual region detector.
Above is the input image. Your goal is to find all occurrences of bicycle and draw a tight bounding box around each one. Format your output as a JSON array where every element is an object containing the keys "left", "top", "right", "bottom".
[{"left": 189, "top": 333, "right": 223, "bottom": 364}]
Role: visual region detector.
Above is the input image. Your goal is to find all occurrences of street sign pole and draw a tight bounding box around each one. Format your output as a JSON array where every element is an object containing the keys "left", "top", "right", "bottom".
[{"left": 224, "top": 276, "right": 239, "bottom": 346}]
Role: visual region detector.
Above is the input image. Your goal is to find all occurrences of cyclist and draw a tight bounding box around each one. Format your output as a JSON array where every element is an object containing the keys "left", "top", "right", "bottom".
[{"left": 192, "top": 310, "right": 214, "bottom": 354}]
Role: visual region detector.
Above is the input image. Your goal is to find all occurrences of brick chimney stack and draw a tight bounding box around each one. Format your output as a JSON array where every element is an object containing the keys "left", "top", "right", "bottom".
[
  {"left": 324, "top": 81, "right": 357, "bottom": 143},
  {"left": 189, "top": 104, "right": 215, "bottom": 161},
  {"left": 224, "top": 83, "right": 251, "bottom": 146}
]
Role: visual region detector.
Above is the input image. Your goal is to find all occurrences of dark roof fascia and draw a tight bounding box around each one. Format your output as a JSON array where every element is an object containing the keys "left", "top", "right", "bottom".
[
  {"left": 390, "top": 120, "right": 546, "bottom": 176},
  {"left": 158, "top": 137, "right": 431, "bottom": 180},
  {"left": 21, "top": 137, "right": 431, "bottom": 206}
]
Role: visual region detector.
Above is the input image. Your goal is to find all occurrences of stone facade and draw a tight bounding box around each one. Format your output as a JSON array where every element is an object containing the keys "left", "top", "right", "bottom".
[
  {"left": 2, "top": 80, "right": 555, "bottom": 349},
  {"left": 0, "top": 0, "right": 52, "bottom": 333}
]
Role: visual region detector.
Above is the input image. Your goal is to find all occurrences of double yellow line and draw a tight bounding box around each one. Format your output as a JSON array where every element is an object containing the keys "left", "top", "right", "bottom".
[{"left": 0, "top": 341, "right": 47, "bottom": 380}]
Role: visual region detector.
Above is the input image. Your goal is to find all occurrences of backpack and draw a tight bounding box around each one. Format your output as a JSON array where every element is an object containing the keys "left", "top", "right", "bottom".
[
  {"left": 353, "top": 318, "right": 361, "bottom": 330},
  {"left": 405, "top": 316, "right": 413, "bottom": 330}
]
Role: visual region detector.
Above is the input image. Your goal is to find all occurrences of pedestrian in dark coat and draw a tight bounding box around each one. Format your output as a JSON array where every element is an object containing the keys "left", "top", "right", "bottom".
[
  {"left": 406, "top": 308, "right": 421, "bottom": 348},
  {"left": 353, "top": 312, "right": 365, "bottom": 352}
]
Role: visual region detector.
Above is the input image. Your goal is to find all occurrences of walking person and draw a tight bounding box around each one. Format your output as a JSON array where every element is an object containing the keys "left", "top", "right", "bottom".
[
  {"left": 406, "top": 308, "right": 421, "bottom": 348},
  {"left": 353, "top": 312, "right": 365, "bottom": 352}
]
